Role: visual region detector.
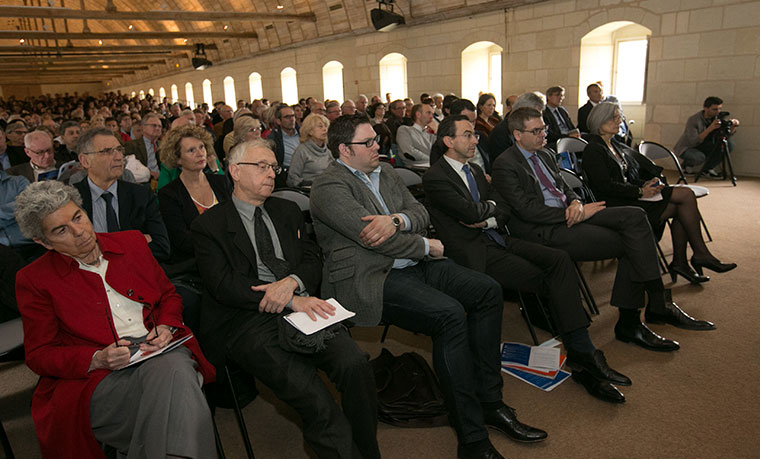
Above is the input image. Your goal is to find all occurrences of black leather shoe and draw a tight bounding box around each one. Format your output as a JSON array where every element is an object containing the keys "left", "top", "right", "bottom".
[
  {"left": 646, "top": 296, "right": 715, "bottom": 331},
  {"left": 615, "top": 322, "right": 680, "bottom": 352},
  {"left": 566, "top": 349, "right": 631, "bottom": 386},
  {"left": 457, "top": 442, "right": 504, "bottom": 459},
  {"left": 483, "top": 404, "right": 547, "bottom": 443},
  {"left": 668, "top": 262, "right": 709, "bottom": 284},
  {"left": 691, "top": 256, "right": 737, "bottom": 275},
  {"left": 571, "top": 370, "right": 625, "bottom": 404}
]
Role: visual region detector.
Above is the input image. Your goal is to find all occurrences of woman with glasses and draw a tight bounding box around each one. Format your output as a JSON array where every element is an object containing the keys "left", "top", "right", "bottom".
[
  {"left": 475, "top": 93, "right": 502, "bottom": 141},
  {"left": 286, "top": 113, "right": 333, "bottom": 188},
  {"left": 582, "top": 102, "right": 735, "bottom": 284},
  {"left": 224, "top": 114, "right": 262, "bottom": 158},
  {"left": 14, "top": 180, "right": 216, "bottom": 459}
]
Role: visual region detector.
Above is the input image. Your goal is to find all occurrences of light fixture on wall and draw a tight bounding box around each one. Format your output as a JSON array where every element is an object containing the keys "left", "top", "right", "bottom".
[
  {"left": 192, "top": 43, "right": 213, "bottom": 70},
  {"left": 371, "top": 0, "right": 405, "bottom": 32}
]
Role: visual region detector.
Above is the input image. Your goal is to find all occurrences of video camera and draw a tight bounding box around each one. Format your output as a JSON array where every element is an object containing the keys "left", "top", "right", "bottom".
[{"left": 714, "top": 111, "right": 734, "bottom": 138}]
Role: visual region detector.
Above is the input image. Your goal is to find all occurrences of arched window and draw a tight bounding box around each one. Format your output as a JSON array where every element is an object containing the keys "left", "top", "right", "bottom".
[
  {"left": 322, "top": 61, "right": 344, "bottom": 103},
  {"left": 248, "top": 72, "right": 263, "bottom": 101},
  {"left": 461, "top": 42, "right": 503, "bottom": 113},
  {"left": 170, "top": 84, "right": 179, "bottom": 103},
  {"left": 130, "top": 91, "right": 136, "bottom": 98},
  {"left": 280, "top": 67, "right": 299, "bottom": 105},
  {"left": 139, "top": 90, "right": 145, "bottom": 100},
  {"left": 148, "top": 88, "right": 155, "bottom": 97},
  {"left": 223, "top": 76, "right": 236, "bottom": 108},
  {"left": 202, "top": 79, "right": 213, "bottom": 107},
  {"left": 379, "top": 53, "right": 407, "bottom": 101},
  {"left": 159, "top": 87, "right": 166, "bottom": 101},
  {"left": 185, "top": 82, "right": 195, "bottom": 109},
  {"left": 579, "top": 22, "right": 651, "bottom": 104}
]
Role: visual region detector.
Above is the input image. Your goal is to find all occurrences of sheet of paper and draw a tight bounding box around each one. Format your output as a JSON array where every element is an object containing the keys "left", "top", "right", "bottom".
[
  {"left": 502, "top": 366, "right": 571, "bottom": 392},
  {"left": 122, "top": 334, "right": 193, "bottom": 369},
  {"left": 639, "top": 192, "right": 663, "bottom": 202},
  {"left": 284, "top": 298, "right": 355, "bottom": 335},
  {"left": 527, "top": 346, "right": 560, "bottom": 371}
]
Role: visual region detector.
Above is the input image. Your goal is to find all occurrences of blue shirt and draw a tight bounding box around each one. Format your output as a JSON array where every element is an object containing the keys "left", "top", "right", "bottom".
[
  {"left": 517, "top": 145, "right": 566, "bottom": 209},
  {"left": 282, "top": 131, "right": 300, "bottom": 167},
  {"left": 142, "top": 137, "right": 160, "bottom": 173},
  {"left": 87, "top": 178, "right": 120, "bottom": 233},
  {"left": 0, "top": 170, "right": 32, "bottom": 246},
  {"left": 337, "top": 160, "right": 428, "bottom": 269}
]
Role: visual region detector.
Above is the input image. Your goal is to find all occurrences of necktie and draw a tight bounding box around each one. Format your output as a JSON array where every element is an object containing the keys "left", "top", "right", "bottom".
[
  {"left": 462, "top": 164, "right": 505, "bottom": 247},
  {"left": 553, "top": 108, "right": 568, "bottom": 131},
  {"left": 528, "top": 154, "right": 567, "bottom": 206},
  {"left": 254, "top": 207, "right": 291, "bottom": 280},
  {"left": 101, "top": 192, "right": 120, "bottom": 232}
]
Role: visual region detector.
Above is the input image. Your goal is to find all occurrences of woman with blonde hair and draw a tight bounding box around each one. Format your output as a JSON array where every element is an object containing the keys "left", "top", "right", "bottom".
[
  {"left": 223, "top": 114, "right": 262, "bottom": 157},
  {"left": 286, "top": 113, "right": 332, "bottom": 188}
]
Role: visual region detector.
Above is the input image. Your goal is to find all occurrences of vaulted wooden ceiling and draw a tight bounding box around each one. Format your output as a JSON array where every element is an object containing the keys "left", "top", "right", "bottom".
[{"left": 0, "top": 0, "right": 544, "bottom": 88}]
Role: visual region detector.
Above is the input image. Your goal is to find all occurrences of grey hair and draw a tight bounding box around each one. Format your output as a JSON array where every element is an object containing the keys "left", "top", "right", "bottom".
[
  {"left": 587, "top": 102, "right": 619, "bottom": 135},
  {"left": 24, "top": 130, "right": 53, "bottom": 148},
  {"left": 228, "top": 138, "right": 274, "bottom": 165},
  {"left": 512, "top": 92, "right": 546, "bottom": 112},
  {"left": 15, "top": 181, "right": 83, "bottom": 243},
  {"left": 76, "top": 127, "right": 114, "bottom": 155}
]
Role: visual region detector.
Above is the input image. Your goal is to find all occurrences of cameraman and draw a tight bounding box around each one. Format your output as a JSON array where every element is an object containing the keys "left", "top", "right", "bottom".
[{"left": 674, "top": 96, "right": 740, "bottom": 177}]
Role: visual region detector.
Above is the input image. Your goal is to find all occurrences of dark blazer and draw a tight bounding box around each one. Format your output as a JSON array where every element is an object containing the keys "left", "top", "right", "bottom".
[
  {"left": 6, "top": 145, "right": 28, "bottom": 167},
  {"left": 543, "top": 106, "right": 577, "bottom": 150},
  {"left": 158, "top": 173, "right": 232, "bottom": 264},
  {"left": 485, "top": 118, "right": 514, "bottom": 161},
  {"left": 429, "top": 129, "right": 491, "bottom": 172},
  {"left": 422, "top": 158, "right": 506, "bottom": 272},
  {"left": 490, "top": 145, "right": 579, "bottom": 239},
  {"left": 5, "top": 162, "right": 34, "bottom": 183},
  {"left": 73, "top": 178, "right": 171, "bottom": 261},
  {"left": 577, "top": 101, "right": 593, "bottom": 133},
  {"left": 190, "top": 197, "right": 322, "bottom": 367},
  {"left": 267, "top": 125, "right": 301, "bottom": 167},
  {"left": 124, "top": 137, "right": 160, "bottom": 169}
]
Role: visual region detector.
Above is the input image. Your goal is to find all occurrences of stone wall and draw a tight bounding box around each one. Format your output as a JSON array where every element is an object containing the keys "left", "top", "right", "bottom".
[{"left": 117, "top": 0, "right": 760, "bottom": 176}]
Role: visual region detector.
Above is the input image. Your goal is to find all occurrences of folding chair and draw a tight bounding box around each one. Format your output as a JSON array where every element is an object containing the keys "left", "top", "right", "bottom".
[
  {"left": 0, "top": 318, "right": 24, "bottom": 459},
  {"left": 556, "top": 137, "right": 589, "bottom": 174}
]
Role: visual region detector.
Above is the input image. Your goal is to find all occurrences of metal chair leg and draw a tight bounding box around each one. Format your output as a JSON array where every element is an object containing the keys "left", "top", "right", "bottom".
[
  {"left": 575, "top": 262, "right": 599, "bottom": 315},
  {"left": 517, "top": 292, "right": 539, "bottom": 345},
  {"left": 656, "top": 242, "right": 669, "bottom": 275},
  {"left": 698, "top": 210, "right": 712, "bottom": 242},
  {"left": 380, "top": 323, "right": 390, "bottom": 343},
  {"left": 224, "top": 365, "right": 255, "bottom": 459}
]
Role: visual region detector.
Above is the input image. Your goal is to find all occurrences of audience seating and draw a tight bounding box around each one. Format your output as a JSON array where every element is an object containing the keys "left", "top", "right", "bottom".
[
  {"left": 0, "top": 318, "right": 24, "bottom": 459},
  {"left": 556, "top": 137, "right": 589, "bottom": 174}
]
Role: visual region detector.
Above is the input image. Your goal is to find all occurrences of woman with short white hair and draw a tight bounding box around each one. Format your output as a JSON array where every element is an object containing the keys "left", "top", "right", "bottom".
[{"left": 286, "top": 113, "right": 333, "bottom": 188}]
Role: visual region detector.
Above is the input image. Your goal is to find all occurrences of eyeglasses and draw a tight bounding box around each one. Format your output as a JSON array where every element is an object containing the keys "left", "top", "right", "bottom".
[
  {"left": 345, "top": 134, "right": 381, "bottom": 148},
  {"left": 519, "top": 126, "right": 548, "bottom": 136},
  {"left": 83, "top": 146, "right": 126, "bottom": 156},
  {"left": 248, "top": 126, "right": 262, "bottom": 133},
  {"left": 105, "top": 299, "right": 159, "bottom": 356},
  {"left": 236, "top": 161, "right": 283, "bottom": 175},
  {"left": 26, "top": 147, "right": 54, "bottom": 155},
  {"left": 452, "top": 132, "right": 480, "bottom": 141}
]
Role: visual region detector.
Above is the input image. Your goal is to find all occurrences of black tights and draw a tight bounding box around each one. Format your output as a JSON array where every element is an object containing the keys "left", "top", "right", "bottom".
[{"left": 659, "top": 187, "right": 713, "bottom": 265}]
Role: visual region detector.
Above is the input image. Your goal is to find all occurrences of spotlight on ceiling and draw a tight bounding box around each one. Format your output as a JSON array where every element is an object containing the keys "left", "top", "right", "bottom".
[
  {"left": 192, "top": 43, "right": 213, "bottom": 70},
  {"left": 371, "top": 0, "right": 405, "bottom": 32}
]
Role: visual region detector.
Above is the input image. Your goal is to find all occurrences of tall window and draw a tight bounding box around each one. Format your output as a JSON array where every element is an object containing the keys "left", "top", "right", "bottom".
[
  {"left": 379, "top": 53, "right": 407, "bottom": 101},
  {"left": 613, "top": 39, "right": 648, "bottom": 103},
  {"left": 159, "top": 87, "right": 166, "bottom": 101},
  {"left": 185, "top": 82, "right": 195, "bottom": 108},
  {"left": 131, "top": 91, "right": 136, "bottom": 98},
  {"left": 202, "top": 79, "right": 213, "bottom": 107},
  {"left": 322, "top": 61, "right": 344, "bottom": 103},
  {"left": 223, "top": 76, "right": 236, "bottom": 107},
  {"left": 280, "top": 67, "right": 299, "bottom": 105},
  {"left": 461, "top": 42, "right": 503, "bottom": 113},
  {"left": 148, "top": 88, "right": 155, "bottom": 97},
  {"left": 249, "top": 72, "right": 263, "bottom": 100},
  {"left": 139, "top": 90, "right": 145, "bottom": 100},
  {"left": 170, "top": 84, "right": 179, "bottom": 103}
]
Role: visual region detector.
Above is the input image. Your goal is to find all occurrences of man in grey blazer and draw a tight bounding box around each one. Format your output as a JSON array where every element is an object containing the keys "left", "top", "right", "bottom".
[
  {"left": 395, "top": 103, "right": 436, "bottom": 166},
  {"left": 310, "top": 114, "right": 547, "bottom": 459}
]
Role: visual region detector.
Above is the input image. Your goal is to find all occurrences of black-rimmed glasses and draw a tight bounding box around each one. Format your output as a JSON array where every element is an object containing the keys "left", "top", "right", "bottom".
[
  {"left": 345, "top": 134, "right": 381, "bottom": 148},
  {"left": 519, "top": 126, "right": 548, "bottom": 136},
  {"left": 236, "top": 161, "right": 283, "bottom": 175},
  {"left": 83, "top": 146, "right": 126, "bottom": 156}
]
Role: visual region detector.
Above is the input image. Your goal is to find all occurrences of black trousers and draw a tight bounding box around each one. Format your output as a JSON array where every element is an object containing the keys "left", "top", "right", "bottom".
[
  {"left": 229, "top": 315, "right": 380, "bottom": 459},
  {"left": 519, "top": 206, "right": 662, "bottom": 310},
  {"left": 484, "top": 236, "right": 589, "bottom": 334},
  {"left": 382, "top": 259, "right": 503, "bottom": 445}
]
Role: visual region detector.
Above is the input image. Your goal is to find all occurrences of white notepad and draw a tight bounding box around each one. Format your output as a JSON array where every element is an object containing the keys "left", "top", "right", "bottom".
[{"left": 284, "top": 298, "right": 356, "bottom": 335}]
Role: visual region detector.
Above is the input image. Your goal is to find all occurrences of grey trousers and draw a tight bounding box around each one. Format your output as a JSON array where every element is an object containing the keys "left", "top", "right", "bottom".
[{"left": 90, "top": 346, "right": 216, "bottom": 459}]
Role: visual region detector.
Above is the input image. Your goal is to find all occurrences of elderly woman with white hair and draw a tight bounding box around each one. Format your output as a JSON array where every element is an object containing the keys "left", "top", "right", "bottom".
[
  {"left": 286, "top": 113, "right": 333, "bottom": 188},
  {"left": 14, "top": 180, "right": 216, "bottom": 458},
  {"left": 582, "top": 101, "right": 735, "bottom": 285}
]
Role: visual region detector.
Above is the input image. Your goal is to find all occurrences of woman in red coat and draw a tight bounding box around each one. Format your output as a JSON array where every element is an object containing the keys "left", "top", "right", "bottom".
[{"left": 14, "top": 181, "right": 216, "bottom": 459}]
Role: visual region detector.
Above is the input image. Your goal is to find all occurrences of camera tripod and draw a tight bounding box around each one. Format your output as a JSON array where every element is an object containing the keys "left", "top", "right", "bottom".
[{"left": 694, "top": 133, "right": 737, "bottom": 186}]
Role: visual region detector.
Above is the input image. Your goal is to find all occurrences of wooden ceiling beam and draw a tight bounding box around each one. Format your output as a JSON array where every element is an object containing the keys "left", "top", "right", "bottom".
[
  {"left": 0, "top": 31, "right": 257, "bottom": 40},
  {"left": 0, "top": 55, "right": 171, "bottom": 63},
  {"left": 0, "top": 64, "right": 152, "bottom": 71},
  {"left": 0, "top": 44, "right": 216, "bottom": 53},
  {"left": 0, "top": 6, "right": 315, "bottom": 23}
]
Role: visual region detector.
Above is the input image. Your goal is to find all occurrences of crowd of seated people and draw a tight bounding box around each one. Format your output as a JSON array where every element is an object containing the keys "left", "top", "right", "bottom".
[{"left": 1, "top": 85, "right": 738, "bottom": 459}]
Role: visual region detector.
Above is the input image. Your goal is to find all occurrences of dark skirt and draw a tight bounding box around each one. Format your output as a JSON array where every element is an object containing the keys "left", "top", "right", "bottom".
[{"left": 628, "top": 186, "right": 673, "bottom": 240}]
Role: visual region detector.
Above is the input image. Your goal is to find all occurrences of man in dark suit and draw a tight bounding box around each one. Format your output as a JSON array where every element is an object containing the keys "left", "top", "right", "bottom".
[
  {"left": 6, "top": 130, "right": 60, "bottom": 183},
  {"left": 124, "top": 113, "right": 163, "bottom": 183},
  {"left": 311, "top": 115, "right": 547, "bottom": 459},
  {"left": 423, "top": 115, "right": 629, "bottom": 403},
  {"left": 266, "top": 104, "right": 300, "bottom": 188},
  {"left": 190, "top": 139, "right": 379, "bottom": 459},
  {"left": 429, "top": 99, "right": 491, "bottom": 172},
  {"left": 543, "top": 86, "right": 581, "bottom": 152},
  {"left": 490, "top": 108, "right": 714, "bottom": 351},
  {"left": 73, "top": 128, "right": 170, "bottom": 261},
  {"left": 577, "top": 83, "right": 603, "bottom": 133}
]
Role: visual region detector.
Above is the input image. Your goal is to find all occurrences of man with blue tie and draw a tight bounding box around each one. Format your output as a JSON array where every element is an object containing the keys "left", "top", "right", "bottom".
[{"left": 423, "top": 115, "right": 630, "bottom": 404}]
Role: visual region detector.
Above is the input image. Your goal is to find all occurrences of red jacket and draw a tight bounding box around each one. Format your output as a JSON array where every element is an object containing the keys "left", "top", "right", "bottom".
[{"left": 16, "top": 231, "right": 215, "bottom": 459}]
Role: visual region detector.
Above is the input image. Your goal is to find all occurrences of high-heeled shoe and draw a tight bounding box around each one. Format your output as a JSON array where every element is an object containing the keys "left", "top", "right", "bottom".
[
  {"left": 691, "top": 256, "right": 737, "bottom": 275},
  {"left": 668, "top": 262, "right": 709, "bottom": 284}
]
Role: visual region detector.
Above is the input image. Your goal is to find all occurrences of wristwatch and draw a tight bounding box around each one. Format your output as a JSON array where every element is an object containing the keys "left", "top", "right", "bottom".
[
  {"left": 391, "top": 215, "right": 402, "bottom": 228},
  {"left": 638, "top": 187, "right": 644, "bottom": 198}
]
